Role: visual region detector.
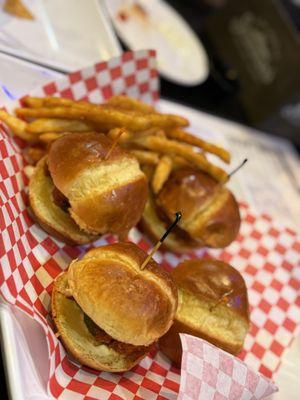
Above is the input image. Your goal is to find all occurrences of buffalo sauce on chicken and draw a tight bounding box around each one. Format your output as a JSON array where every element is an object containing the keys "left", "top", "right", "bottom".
[
  {"left": 83, "top": 314, "right": 151, "bottom": 356},
  {"left": 52, "top": 186, "right": 70, "bottom": 211}
]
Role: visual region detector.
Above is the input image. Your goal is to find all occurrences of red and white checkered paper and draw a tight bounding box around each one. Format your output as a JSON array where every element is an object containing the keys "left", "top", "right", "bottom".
[
  {"left": 179, "top": 334, "right": 278, "bottom": 400},
  {"left": 0, "top": 50, "right": 299, "bottom": 400}
]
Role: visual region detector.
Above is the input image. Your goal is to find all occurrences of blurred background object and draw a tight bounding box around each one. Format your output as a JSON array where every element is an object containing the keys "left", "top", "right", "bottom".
[
  {"left": 106, "top": 0, "right": 300, "bottom": 148},
  {"left": 0, "top": 0, "right": 121, "bottom": 71}
]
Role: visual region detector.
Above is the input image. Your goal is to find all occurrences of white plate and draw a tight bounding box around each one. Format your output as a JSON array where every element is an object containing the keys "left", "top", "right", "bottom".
[
  {"left": 105, "top": 0, "right": 209, "bottom": 86},
  {"left": 0, "top": 0, "right": 121, "bottom": 72},
  {"left": 1, "top": 98, "right": 299, "bottom": 400}
]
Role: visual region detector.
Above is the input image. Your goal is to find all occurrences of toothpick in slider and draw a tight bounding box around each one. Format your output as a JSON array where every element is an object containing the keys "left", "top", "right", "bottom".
[
  {"left": 228, "top": 158, "right": 248, "bottom": 179},
  {"left": 209, "top": 289, "right": 234, "bottom": 312},
  {"left": 105, "top": 128, "right": 125, "bottom": 160},
  {"left": 140, "top": 211, "right": 182, "bottom": 270}
]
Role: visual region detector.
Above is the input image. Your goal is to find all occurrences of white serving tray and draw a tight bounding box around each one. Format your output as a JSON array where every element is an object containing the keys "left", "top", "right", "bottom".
[
  {"left": 0, "top": 0, "right": 121, "bottom": 72},
  {"left": 1, "top": 99, "right": 299, "bottom": 399}
]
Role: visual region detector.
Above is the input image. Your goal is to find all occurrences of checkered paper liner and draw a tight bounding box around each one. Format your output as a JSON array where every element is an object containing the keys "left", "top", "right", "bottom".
[
  {"left": 179, "top": 334, "right": 278, "bottom": 400},
  {"left": 0, "top": 50, "right": 299, "bottom": 400},
  {"left": 178, "top": 334, "right": 278, "bottom": 400}
]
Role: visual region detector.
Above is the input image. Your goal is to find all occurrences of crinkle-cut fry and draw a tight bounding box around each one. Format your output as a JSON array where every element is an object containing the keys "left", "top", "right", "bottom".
[
  {"left": 106, "top": 95, "right": 155, "bottom": 113},
  {"left": 16, "top": 106, "right": 153, "bottom": 131},
  {"left": 167, "top": 128, "right": 231, "bottom": 163},
  {"left": 130, "top": 150, "right": 159, "bottom": 165},
  {"left": 0, "top": 109, "right": 36, "bottom": 141},
  {"left": 107, "top": 127, "right": 132, "bottom": 144},
  {"left": 133, "top": 136, "right": 228, "bottom": 182},
  {"left": 39, "top": 132, "right": 65, "bottom": 143},
  {"left": 152, "top": 156, "right": 173, "bottom": 194},
  {"left": 26, "top": 118, "right": 92, "bottom": 133},
  {"left": 27, "top": 146, "right": 47, "bottom": 163}
]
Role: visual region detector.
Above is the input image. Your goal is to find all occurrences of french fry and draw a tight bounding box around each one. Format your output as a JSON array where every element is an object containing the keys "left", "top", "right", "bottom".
[
  {"left": 26, "top": 118, "right": 92, "bottom": 133},
  {"left": 141, "top": 164, "right": 155, "bottom": 181},
  {"left": 152, "top": 156, "right": 173, "bottom": 194},
  {"left": 24, "top": 165, "right": 35, "bottom": 179},
  {"left": 167, "top": 128, "right": 230, "bottom": 163},
  {"left": 39, "top": 132, "right": 64, "bottom": 144},
  {"left": 142, "top": 113, "right": 188, "bottom": 129},
  {"left": 172, "top": 156, "right": 192, "bottom": 170},
  {"left": 135, "top": 127, "right": 166, "bottom": 138},
  {"left": 24, "top": 96, "right": 83, "bottom": 109},
  {"left": 107, "top": 127, "right": 132, "bottom": 144},
  {"left": 4, "top": 0, "right": 34, "bottom": 19},
  {"left": 130, "top": 150, "right": 159, "bottom": 165},
  {"left": 107, "top": 95, "right": 155, "bottom": 113},
  {"left": 0, "top": 109, "right": 35, "bottom": 141},
  {"left": 133, "top": 136, "right": 228, "bottom": 182},
  {"left": 16, "top": 106, "right": 153, "bottom": 131},
  {"left": 27, "top": 146, "right": 47, "bottom": 163},
  {"left": 23, "top": 97, "right": 44, "bottom": 108}
]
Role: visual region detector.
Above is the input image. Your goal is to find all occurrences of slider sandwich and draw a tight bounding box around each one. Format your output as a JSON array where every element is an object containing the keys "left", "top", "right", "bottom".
[
  {"left": 159, "top": 259, "right": 250, "bottom": 366},
  {"left": 141, "top": 168, "right": 241, "bottom": 252},
  {"left": 51, "top": 242, "right": 178, "bottom": 372},
  {"left": 29, "top": 132, "right": 148, "bottom": 244}
]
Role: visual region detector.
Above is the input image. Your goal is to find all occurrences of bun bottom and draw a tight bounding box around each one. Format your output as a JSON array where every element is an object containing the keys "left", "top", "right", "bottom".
[
  {"left": 139, "top": 196, "right": 201, "bottom": 254},
  {"left": 29, "top": 157, "right": 97, "bottom": 245},
  {"left": 52, "top": 273, "right": 149, "bottom": 372}
]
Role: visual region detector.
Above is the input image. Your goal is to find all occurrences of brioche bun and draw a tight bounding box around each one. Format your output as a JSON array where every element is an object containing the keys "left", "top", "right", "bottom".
[
  {"left": 141, "top": 168, "right": 240, "bottom": 252},
  {"left": 159, "top": 259, "right": 249, "bottom": 366},
  {"left": 68, "top": 242, "right": 178, "bottom": 346},
  {"left": 51, "top": 242, "right": 178, "bottom": 371},
  {"left": 29, "top": 156, "right": 97, "bottom": 245},
  {"left": 139, "top": 194, "right": 200, "bottom": 254},
  {"left": 47, "top": 132, "right": 148, "bottom": 238},
  {"left": 52, "top": 272, "right": 149, "bottom": 372}
]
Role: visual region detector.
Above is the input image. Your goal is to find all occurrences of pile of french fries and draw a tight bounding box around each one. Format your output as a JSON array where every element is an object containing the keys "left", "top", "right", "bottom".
[{"left": 0, "top": 95, "right": 230, "bottom": 193}]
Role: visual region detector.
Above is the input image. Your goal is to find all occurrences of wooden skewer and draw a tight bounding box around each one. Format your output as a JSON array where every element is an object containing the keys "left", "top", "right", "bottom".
[
  {"left": 140, "top": 212, "right": 182, "bottom": 270},
  {"left": 228, "top": 158, "right": 248, "bottom": 179},
  {"left": 105, "top": 128, "right": 125, "bottom": 160},
  {"left": 209, "top": 289, "right": 234, "bottom": 312}
]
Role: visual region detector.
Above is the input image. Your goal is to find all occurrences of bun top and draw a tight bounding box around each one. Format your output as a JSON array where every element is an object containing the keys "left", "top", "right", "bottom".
[
  {"left": 67, "top": 242, "right": 178, "bottom": 346},
  {"left": 157, "top": 168, "right": 240, "bottom": 247},
  {"left": 48, "top": 132, "right": 148, "bottom": 237},
  {"left": 172, "top": 259, "right": 249, "bottom": 322}
]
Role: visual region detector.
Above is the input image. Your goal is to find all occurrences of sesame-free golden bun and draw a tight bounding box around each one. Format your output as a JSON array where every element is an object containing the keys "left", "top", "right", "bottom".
[
  {"left": 46, "top": 132, "right": 148, "bottom": 238},
  {"left": 29, "top": 156, "right": 97, "bottom": 245},
  {"left": 52, "top": 272, "right": 149, "bottom": 372},
  {"left": 51, "top": 242, "right": 178, "bottom": 372},
  {"left": 141, "top": 168, "right": 240, "bottom": 252},
  {"left": 159, "top": 259, "right": 250, "bottom": 366}
]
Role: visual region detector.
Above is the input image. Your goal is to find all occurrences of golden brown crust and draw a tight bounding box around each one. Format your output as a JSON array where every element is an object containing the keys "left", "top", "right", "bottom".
[
  {"left": 69, "top": 174, "right": 148, "bottom": 237},
  {"left": 159, "top": 259, "right": 250, "bottom": 365},
  {"left": 47, "top": 132, "right": 148, "bottom": 237},
  {"left": 156, "top": 168, "right": 241, "bottom": 249},
  {"left": 28, "top": 157, "right": 97, "bottom": 245},
  {"left": 48, "top": 132, "right": 123, "bottom": 192},
  {"left": 68, "top": 242, "right": 178, "bottom": 346},
  {"left": 52, "top": 273, "right": 149, "bottom": 372},
  {"left": 139, "top": 195, "right": 200, "bottom": 254}
]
